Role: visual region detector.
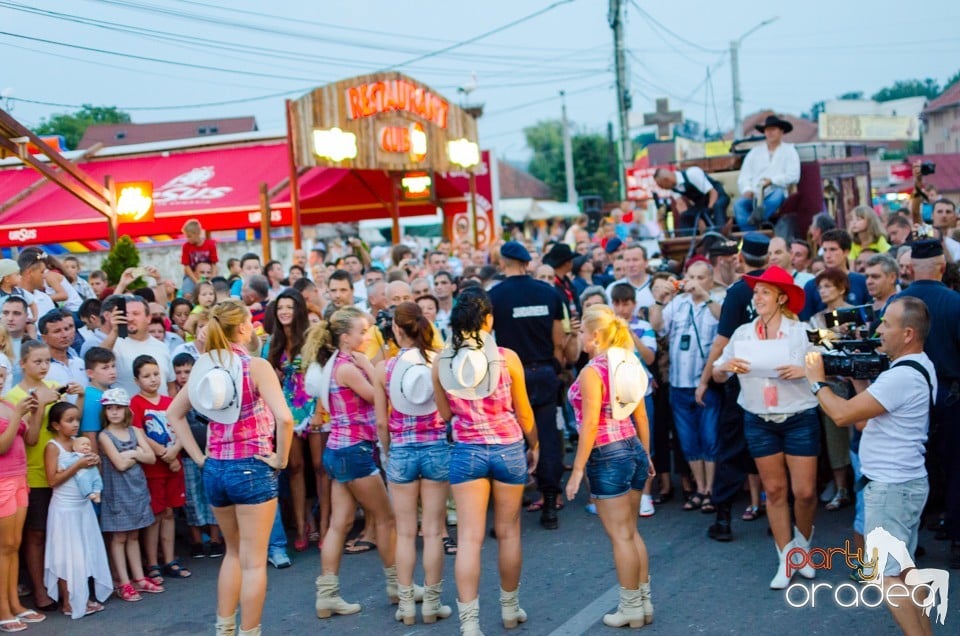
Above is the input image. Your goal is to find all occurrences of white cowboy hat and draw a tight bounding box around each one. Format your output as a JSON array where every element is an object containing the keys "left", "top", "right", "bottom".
[
  {"left": 389, "top": 349, "right": 438, "bottom": 416},
  {"left": 303, "top": 353, "right": 338, "bottom": 413},
  {"left": 607, "top": 346, "right": 647, "bottom": 420},
  {"left": 188, "top": 350, "right": 243, "bottom": 424},
  {"left": 437, "top": 331, "right": 501, "bottom": 400}
]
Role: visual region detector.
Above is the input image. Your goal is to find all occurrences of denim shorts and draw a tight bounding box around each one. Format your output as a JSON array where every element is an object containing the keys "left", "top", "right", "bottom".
[
  {"left": 743, "top": 408, "right": 820, "bottom": 458},
  {"left": 863, "top": 477, "right": 929, "bottom": 577},
  {"left": 449, "top": 441, "right": 527, "bottom": 486},
  {"left": 586, "top": 437, "right": 649, "bottom": 499},
  {"left": 386, "top": 442, "right": 451, "bottom": 484},
  {"left": 323, "top": 441, "right": 381, "bottom": 484},
  {"left": 203, "top": 457, "right": 278, "bottom": 508}
]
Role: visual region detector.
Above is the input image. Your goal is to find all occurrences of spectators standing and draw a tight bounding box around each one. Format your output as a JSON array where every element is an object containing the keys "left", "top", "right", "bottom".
[
  {"left": 101, "top": 296, "right": 175, "bottom": 398},
  {"left": 180, "top": 219, "right": 219, "bottom": 301},
  {"left": 799, "top": 229, "right": 870, "bottom": 320},
  {"left": 788, "top": 239, "right": 816, "bottom": 287},
  {"left": 604, "top": 244, "right": 655, "bottom": 314},
  {"left": 39, "top": 309, "right": 86, "bottom": 403},
  {"left": 2, "top": 297, "right": 31, "bottom": 384},
  {"left": 79, "top": 347, "right": 117, "bottom": 454}
]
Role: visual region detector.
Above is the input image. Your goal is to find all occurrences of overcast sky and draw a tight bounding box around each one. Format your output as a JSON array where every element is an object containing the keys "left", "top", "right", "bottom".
[{"left": 2, "top": 0, "right": 958, "bottom": 162}]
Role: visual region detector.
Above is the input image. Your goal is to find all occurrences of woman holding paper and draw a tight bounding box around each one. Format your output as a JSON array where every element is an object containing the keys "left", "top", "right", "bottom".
[{"left": 713, "top": 266, "right": 820, "bottom": 591}]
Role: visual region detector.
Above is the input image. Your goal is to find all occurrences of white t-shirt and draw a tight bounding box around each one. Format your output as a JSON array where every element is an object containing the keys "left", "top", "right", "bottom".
[
  {"left": 32, "top": 289, "right": 55, "bottom": 320},
  {"left": 605, "top": 276, "right": 655, "bottom": 313},
  {"left": 114, "top": 336, "right": 174, "bottom": 398},
  {"left": 944, "top": 236, "right": 960, "bottom": 262},
  {"left": 862, "top": 352, "right": 936, "bottom": 483}
]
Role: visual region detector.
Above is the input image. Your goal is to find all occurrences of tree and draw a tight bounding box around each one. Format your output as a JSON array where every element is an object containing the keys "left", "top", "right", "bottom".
[
  {"left": 101, "top": 235, "right": 140, "bottom": 286},
  {"left": 945, "top": 69, "right": 960, "bottom": 91},
  {"left": 802, "top": 100, "right": 826, "bottom": 122},
  {"left": 32, "top": 105, "right": 131, "bottom": 150},
  {"left": 837, "top": 91, "right": 864, "bottom": 101},
  {"left": 525, "top": 120, "right": 618, "bottom": 203},
  {"left": 871, "top": 79, "right": 940, "bottom": 102}
]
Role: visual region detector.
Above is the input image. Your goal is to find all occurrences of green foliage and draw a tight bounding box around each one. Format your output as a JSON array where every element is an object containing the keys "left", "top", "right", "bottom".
[
  {"left": 871, "top": 79, "right": 940, "bottom": 102},
  {"left": 946, "top": 69, "right": 960, "bottom": 91},
  {"left": 837, "top": 91, "right": 864, "bottom": 101},
  {"left": 32, "top": 105, "right": 132, "bottom": 150},
  {"left": 524, "top": 120, "right": 619, "bottom": 204},
  {"left": 101, "top": 235, "right": 140, "bottom": 286},
  {"left": 802, "top": 100, "right": 826, "bottom": 122}
]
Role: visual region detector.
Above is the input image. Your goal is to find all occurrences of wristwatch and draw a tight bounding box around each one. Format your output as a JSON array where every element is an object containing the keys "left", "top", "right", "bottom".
[
  {"left": 704, "top": 298, "right": 714, "bottom": 305},
  {"left": 809, "top": 381, "right": 828, "bottom": 396}
]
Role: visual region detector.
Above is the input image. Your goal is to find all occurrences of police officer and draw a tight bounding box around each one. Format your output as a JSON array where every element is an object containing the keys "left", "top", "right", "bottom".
[
  {"left": 489, "top": 241, "right": 567, "bottom": 529},
  {"left": 696, "top": 233, "right": 770, "bottom": 541},
  {"left": 896, "top": 239, "right": 960, "bottom": 568}
]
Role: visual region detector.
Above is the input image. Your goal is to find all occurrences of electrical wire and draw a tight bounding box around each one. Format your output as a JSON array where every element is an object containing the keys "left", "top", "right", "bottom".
[
  {"left": 4, "top": 89, "right": 310, "bottom": 112},
  {"left": 627, "top": 0, "right": 724, "bottom": 54}
]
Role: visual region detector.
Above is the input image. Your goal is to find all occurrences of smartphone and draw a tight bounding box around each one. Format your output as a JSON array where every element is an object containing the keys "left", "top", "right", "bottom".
[
  {"left": 116, "top": 297, "right": 128, "bottom": 338},
  {"left": 57, "top": 385, "right": 69, "bottom": 395}
]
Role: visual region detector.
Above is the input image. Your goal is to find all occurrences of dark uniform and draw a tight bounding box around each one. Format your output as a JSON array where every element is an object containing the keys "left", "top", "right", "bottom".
[{"left": 489, "top": 253, "right": 565, "bottom": 526}]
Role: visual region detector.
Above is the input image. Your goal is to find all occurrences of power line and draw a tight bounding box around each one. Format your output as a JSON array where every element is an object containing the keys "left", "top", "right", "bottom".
[
  {"left": 4, "top": 89, "right": 309, "bottom": 112},
  {"left": 627, "top": 0, "right": 724, "bottom": 54},
  {"left": 486, "top": 81, "right": 611, "bottom": 117}
]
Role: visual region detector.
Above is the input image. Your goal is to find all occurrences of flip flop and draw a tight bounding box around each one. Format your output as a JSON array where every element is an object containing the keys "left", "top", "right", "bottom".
[
  {"left": 0, "top": 619, "right": 27, "bottom": 633},
  {"left": 442, "top": 537, "right": 458, "bottom": 556},
  {"left": 14, "top": 611, "right": 44, "bottom": 624},
  {"left": 344, "top": 539, "right": 376, "bottom": 554}
]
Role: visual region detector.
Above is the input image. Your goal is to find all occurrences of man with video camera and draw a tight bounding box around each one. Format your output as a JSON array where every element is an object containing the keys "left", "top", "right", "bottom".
[{"left": 805, "top": 296, "right": 936, "bottom": 635}]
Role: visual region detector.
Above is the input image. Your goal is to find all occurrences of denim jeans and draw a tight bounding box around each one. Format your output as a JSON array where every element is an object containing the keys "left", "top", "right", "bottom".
[
  {"left": 734, "top": 186, "right": 787, "bottom": 229},
  {"left": 269, "top": 504, "right": 287, "bottom": 551},
  {"left": 670, "top": 386, "right": 721, "bottom": 462}
]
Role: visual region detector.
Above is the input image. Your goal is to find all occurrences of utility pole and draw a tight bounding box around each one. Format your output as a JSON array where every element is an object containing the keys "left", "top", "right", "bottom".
[
  {"left": 730, "top": 17, "right": 779, "bottom": 139},
  {"left": 609, "top": 0, "right": 630, "bottom": 201},
  {"left": 560, "top": 90, "right": 577, "bottom": 204}
]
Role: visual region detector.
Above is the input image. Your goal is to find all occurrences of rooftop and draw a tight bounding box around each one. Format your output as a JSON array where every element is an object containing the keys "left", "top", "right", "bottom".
[
  {"left": 923, "top": 83, "right": 960, "bottom": 114},
  {"left": 77, "top": 116, "right": 259, "bottom": 149}
]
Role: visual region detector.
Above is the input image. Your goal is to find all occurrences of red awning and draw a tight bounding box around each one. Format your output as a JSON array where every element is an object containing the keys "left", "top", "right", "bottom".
[{"left": 0, "top": 143, "right": 290, "bottom": 246}]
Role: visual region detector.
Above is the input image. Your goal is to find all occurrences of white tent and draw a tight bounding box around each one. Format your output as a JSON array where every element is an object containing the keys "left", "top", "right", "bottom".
[{"left": 499, "top": 198, "right": 581, "bottom": 222}]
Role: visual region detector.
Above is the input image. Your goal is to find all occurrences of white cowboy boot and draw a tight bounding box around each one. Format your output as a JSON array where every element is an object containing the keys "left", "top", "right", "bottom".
[
  {"left": 793, "top": 526, "right": 816, "bottom": 579},
  {"left": 500, "top": 586, "right": 528, "bottom": 629},
  {"left": 602, "top": 587, "right": 645, "bottom": 628},
  {"left": 457, "top": 597, "right": 484, "bottom": 636}
]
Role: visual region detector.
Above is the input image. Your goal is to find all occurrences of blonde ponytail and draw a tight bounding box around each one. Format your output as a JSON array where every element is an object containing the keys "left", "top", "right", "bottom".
[
  {"left": 582, "top": 304, "right": 633, "bottom": 352},
  {"left": 303, "top": 306, "right": 366, "bottom": 365}
]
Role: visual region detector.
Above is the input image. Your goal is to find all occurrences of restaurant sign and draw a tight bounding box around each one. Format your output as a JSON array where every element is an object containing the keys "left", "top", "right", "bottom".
[{"left": 290, "top": 72, "right": 479, "bottom": 173}]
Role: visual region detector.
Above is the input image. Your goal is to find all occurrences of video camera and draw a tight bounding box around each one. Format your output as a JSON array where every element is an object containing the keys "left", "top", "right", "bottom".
[
  {"left": 376, "top": 307, "right": 395, "bottom": 344},
  {"left": 807, "top": 304, "right": 889, "bottom": 380}
]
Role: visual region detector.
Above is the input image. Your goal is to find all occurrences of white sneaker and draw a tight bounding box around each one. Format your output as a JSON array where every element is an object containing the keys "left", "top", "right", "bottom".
[
  {"left": 640, "top": 495, "right": 655, "bottom": 517},
  {"left": 585, "top": 503, "right": 598, "bottom": 515}
]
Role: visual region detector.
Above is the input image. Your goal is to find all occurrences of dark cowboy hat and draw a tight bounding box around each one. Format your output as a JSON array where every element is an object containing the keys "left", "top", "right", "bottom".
[
  {"left": 543, "top": 243, "right": 575, "bottom": 268},
  {"left": 755, "top": 114, "right": 793, "bottom": 134}
]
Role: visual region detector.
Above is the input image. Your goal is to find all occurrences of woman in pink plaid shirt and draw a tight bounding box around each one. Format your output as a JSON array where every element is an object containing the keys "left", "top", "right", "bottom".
[
  {"left": 310, "top": 307, "right": 398, "bottom": 620},
  {"left": 373, "top": 301, "right": 451, "bottom": 625},
  {"left": 565, "top": 304, "right": 655, "bottom": 629},
  {"left": 432, "top": 288, "right": 538, "bottom": 635}
]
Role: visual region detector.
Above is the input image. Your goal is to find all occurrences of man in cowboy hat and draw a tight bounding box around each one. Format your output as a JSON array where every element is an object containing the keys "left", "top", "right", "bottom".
[{"left": 733, "top": 114, "right": 801, "bottom": 231}]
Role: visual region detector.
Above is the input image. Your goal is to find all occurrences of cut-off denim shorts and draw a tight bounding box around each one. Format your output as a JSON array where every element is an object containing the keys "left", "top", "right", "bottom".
[
  {"left": 863, "top": 477, "right": 928, "bottom": 577},
  {"left": 386, "top": 442, "right": 451, "bottom": 484},
  {"left": 586, "top": 437, "right": 649, "bottom": 499},
  {"left": 449, "top": 441, "right": 527, "bottom": 486},
  {"left": 743, "top": 408, "right": 820, "bottom": 458},
  {"left": 203, "top": 457, "right": 278, "bottom": 508},
  {"left": 323, "top": 441, "right": 381, "bottom": 484}
]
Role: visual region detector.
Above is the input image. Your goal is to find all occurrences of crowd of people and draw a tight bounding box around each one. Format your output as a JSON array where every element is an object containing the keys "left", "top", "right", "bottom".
[{"left": 0, "top": 192, "right": 957, "bottom": 634}]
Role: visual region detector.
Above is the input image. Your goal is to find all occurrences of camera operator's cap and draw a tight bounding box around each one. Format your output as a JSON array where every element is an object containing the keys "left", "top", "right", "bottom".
[
  {"left": 740, "top": 232, "right": 770, "bottom": 258},
  {"left": 909, "top": 238, "right": 943, "bottom": 260},
  {"left": 389, "top": 349, "right": 438, "bottom": 416},
  {"left": 437, "top": 331, "right": 501, "bottom": 400},
  {"left": 607, "top": 346, "right": 647, "bottom": 420},
  {"left": 543, "top": 243, "right": 575, "bottom": 268},
  {"left": 743, "top": 265, "right": 806, "bottom": 315},
  {"left": 304, "top": 353, "right": 338, "bottom": 413},
  {"left": 100, "top": 387, "right": 131, "bottom": 407},
  {"left": 0, "top": 259, "right": 19, "bottom": 279},
  {"left": 500, "top": 241, "right": 531, "bottom": 263},
  {"left": 188, "top": 351, "right": 242, "bottom": 424},
  {"left": 604, "top": 237, "right": 624, "bottom": 254}
]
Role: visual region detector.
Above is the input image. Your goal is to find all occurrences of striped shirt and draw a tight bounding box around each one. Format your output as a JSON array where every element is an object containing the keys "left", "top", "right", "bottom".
[
  {"left": 568, "top": 353, "right": 637, "bottom": 447},
  {"left": 658, "top": 295, "right": 719, "bottom": 388},
  {"left": 327, "top": 351, "right": 377, "bottom": 450},
  {"left": 385, "top": 350, "right": 445, "bottom": 445},
  {"left": 207, "top": 347, "right": 275, "bottom": 461},
  {"left": 446, "top": 347, "right": 523, "bottom": 445}
]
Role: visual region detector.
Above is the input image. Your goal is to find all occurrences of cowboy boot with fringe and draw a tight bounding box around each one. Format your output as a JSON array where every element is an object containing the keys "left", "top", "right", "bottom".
[
  {"left": 639, "top": 576, "right": 653, "bottom": 624},
  {"left": 602, "top": 587, "right": 645, "bottom": 628},
  {"left": 214, "top": 613, "right": 236, "bottom": 636},
  {"left": 457, "top": 598, "right": 484, "bottom": 636},
  {"left": 499, "top": 586, "right": 528, "bottom": 629},
  {"left": 394, "top": 584, "right": 416, "bottom": 625},
  {"left": 422, "top": 581, "right": 452, "bottom": 623},
  {"left": 315, "top": 574, "right": 361, "bottom": 618}
]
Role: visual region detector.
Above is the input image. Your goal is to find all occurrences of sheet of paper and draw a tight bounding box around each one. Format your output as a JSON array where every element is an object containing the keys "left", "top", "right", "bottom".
[{"left": 735, "top": 339, "right": 791, "bottom": 378}]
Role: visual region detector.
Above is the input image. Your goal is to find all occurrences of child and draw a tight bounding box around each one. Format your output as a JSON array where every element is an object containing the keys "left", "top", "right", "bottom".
[
  {"left": 80, "top": 347, "right": 117, "bottom": 455},
  {"left": 180, "top": 219, "right": 219, "bottom": 300},
  {"left": 43, "top": 401, "right": 112, "bottom": 618},
  {"left": 97, "top": 387, "right": 160, "bottom": 601},
  {"left": 147, "top": 317, "right": 167, "bottom": 344},
  {"left": 87, "top": 270, "right": 109, "bottom": 299},
  {"left": 169, "top": 299, "right": 193, "bottom": 341},
  {"left": 130, "top": 355, "right": 191, "bottom": 581},
  {"left": 62, "top": 436, "right": 103, "bottom": 503},
  {"left": 172, "top": 353, "right": 224, "bottom": 559}
]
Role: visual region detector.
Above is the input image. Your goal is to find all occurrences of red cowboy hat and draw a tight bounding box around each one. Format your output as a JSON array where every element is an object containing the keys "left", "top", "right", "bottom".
[{"left": 743, "top": 265, "right": 806, "bottom": 314}]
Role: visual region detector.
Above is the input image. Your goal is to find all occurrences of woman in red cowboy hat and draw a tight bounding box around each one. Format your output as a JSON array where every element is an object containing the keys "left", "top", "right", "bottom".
[{"left": 712, "top": 265, "right": 821, "bottom": 590}]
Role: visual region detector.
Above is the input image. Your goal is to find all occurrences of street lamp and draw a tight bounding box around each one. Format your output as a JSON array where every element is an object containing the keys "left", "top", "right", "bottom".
[{"left": 731, "top": 17, "right": 779, "bottom": 138}]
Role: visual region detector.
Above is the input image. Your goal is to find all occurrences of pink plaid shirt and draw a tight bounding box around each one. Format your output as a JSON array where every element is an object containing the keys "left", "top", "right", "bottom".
[
  {"left": 446, "top": 347, "right": 523, "bottom": 445},
  {"left": 385, "top": 351, "right": 445, "bottom": 445},
  {"left": 207, "top": 346, "right": 275, "bottom": 461},
  {"left": 568, "top": 353, "right": 636, "bottom": 448},
  {"left": 327, "top": 351, "right": 377, "bottom": 450}
]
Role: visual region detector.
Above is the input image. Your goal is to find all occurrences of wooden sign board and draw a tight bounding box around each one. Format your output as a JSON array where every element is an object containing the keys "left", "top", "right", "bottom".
[{"left": 289, "top": 72, "right": 478, "bottom": 172}]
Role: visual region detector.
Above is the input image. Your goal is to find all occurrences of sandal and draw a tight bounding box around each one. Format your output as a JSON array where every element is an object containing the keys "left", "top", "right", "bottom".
[
  {"left": 683, "top": 493, "right": 704, "bottom": 511},
  {"left": 442, "top": 537, "right": 458, "bottom": 556},
  {"left": 652, "top": 489, "right": 674, "bottom": 505},
  {"left": 145, "top": 564, "right": 165, "bottom": 585},
  {"left": 742, "top": 505, "right": 762, "bottom": 521},
  {"left": 700, "top": 495, "right": 716, "bottom": 514},
  {"left": 0, "top": 619, "right": 27, "bottom": 633},
  {"left": 118, "top": 582, "right": 142, "bottom": 602},
  {"left": 525, "top": 496, "right": 565, "bottom": 512},
  {"left": 344, "top": 539, "right": 376, "bottom": 554},
  {"left": 162, "top": 559, "right": 192, "bottom": 579},
  {"left": 14, "top": 611, "right": 44, "bottom": 624},
  {"left": 133, "top": 578, "right": 165, "bottom": 594},
  {"left": 293, "top": 535, "right": 309, "bottom": 552},
  {"left": 825, "top": 488, "right": 851, "bottom": 511}
]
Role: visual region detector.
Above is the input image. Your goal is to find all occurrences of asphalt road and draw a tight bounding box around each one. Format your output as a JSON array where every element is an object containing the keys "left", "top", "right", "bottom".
[{"left": 24, "top": 489, "right": 959, "bottom": 635}]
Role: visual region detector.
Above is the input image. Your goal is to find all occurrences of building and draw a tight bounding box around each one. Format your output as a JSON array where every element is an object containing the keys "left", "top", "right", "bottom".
[
  {"left": 922, "top": 83, "right": 960, "bottom": 154},
  {"left": 77, "top": 117, "right": 258, "bottom": 149}
]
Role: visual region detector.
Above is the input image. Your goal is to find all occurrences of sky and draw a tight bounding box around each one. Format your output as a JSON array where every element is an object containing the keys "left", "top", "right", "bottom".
[{"left": 1, "top": 0, "right": 959, "bottom": 164}]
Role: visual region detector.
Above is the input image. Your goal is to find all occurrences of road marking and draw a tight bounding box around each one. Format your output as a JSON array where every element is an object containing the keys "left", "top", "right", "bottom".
[{"left": 548, "top": 584, "right": 620, "bottom": 636}]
